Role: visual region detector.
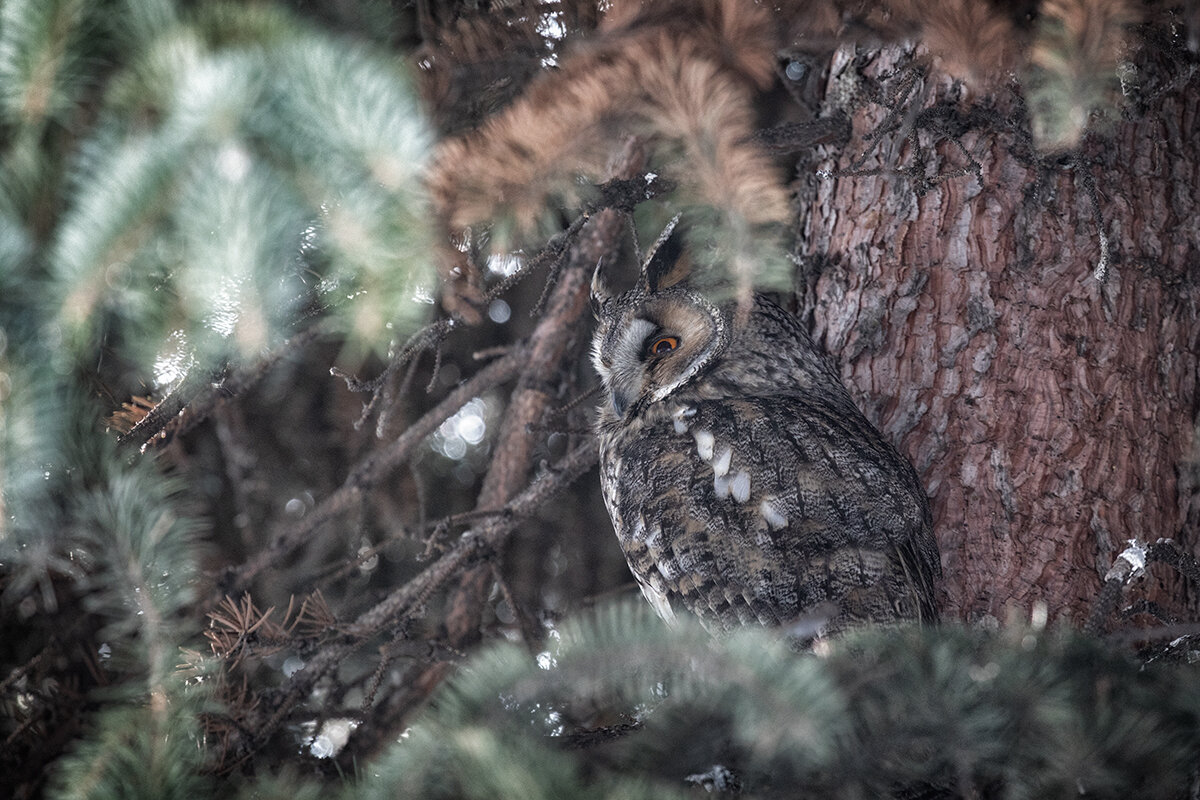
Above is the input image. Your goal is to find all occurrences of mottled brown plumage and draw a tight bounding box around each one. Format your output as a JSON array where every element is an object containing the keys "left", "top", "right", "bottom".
[{"left": 592, "top": 246, "right": 940, "bottom": 637}]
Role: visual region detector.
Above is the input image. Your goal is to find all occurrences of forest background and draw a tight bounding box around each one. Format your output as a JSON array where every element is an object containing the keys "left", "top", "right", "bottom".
[{"left": 2, "top": 0, "right": 1200, "bottom": 798}]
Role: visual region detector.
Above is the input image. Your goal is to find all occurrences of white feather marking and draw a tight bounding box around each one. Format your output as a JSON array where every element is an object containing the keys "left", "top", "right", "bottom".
[
  {"left": 642, "top": 518, "right": 663, "bottom": 549},
  {"left": 730, "top": 471, "right": 751, "bottom": 503},
  {"left": 589, "top": 334, "right": 608, "bottom": 380},
  {"left": 714, "top": 474, "right": 731, "bottom": 499},
  {"left": 759, "top": 497, "right": 788, "bottom": 530},
  {"left": 655, "top": 557, "right": 679, "bottom": 581},
  {"left": 637, "top": 578, "right": 677, "bottom": 624},
  {"left": 693, "top": 430, "right": 715, "bottom": 462},
  {"left": 673, "top": 418, "right": 688, "bottom": 434},
  {"left": 711, "top": 446, "right": 732, "bottom": 477}
]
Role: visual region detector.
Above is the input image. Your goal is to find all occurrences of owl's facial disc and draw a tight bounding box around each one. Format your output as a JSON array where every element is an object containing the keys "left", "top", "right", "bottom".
[{"left": 593, "top": 289, "right": 727, "bottom": 419}]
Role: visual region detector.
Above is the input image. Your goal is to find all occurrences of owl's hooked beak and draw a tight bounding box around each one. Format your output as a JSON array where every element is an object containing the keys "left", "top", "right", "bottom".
[
  {"left": 596, "top": 350, "right": 634, "bottom": 418},
  {"left": 609, "top": 388, "right": 632, "bottom": 419}
]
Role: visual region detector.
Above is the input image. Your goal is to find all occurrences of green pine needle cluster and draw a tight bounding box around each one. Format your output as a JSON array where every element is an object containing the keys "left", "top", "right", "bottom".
[
  {"left": 358, "top": 602, "right": 1200, "bottom": 799},
  {"left": 2, "top": 0, "right": 434, "bottom": 796},
  {"left": 2, "top": 1, "right": 1197, "bottom": 798},
  {"left": 43, "top": 1, "right": 435, "bottom": 376},
  {"left": 47, "top": 690, "right": 213, "bottom": 800}
]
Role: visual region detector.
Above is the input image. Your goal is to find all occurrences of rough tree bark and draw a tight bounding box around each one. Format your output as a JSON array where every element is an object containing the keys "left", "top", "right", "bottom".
[{"left": 799, "top": 47, "right": 1200, "bottom": 627}]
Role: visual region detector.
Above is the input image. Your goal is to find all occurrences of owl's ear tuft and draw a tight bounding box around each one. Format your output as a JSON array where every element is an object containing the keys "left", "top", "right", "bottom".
[
  {"left": 641, "top": 215, "right": 690, "bottom": 293},
  {"left": 590, "top": 257, "right": 613, "bottom": 319}
]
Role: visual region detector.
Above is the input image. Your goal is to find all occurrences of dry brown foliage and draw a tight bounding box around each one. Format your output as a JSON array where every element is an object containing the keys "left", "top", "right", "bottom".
[{"left": 426, "top": 0, "right": 790, "bottom": 316}]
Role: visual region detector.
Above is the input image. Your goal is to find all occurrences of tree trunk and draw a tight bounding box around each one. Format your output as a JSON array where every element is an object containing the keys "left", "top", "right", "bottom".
[{"left": 799, "top": 46, "right": 1200, "bottom": 627}]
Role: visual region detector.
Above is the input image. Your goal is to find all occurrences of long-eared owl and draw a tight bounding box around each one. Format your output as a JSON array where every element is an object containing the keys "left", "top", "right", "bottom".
[{"left": 592, "top": 227, "right": 940, "bottom": 637}]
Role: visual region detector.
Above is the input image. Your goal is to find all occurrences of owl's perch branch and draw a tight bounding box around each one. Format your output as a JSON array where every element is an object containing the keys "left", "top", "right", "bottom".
[{"left": 440, "top": 141, "right": 644, "bottom": 651}]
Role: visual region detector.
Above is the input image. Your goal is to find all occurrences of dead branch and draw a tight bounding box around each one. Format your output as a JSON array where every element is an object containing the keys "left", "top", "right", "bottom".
[
  {"left": 225, "top": 438, "right": 598, "bottom": 766},
  {"left": 1086, "top": 541, "right": 1200, "bottom": 636},
  {"left": 441, "top": 141, "right": 645, "bottom": 652},
  {"left": 118, "top": 326, "right": 326, "bottom": 451},
  {"left": 217, "top": 345, "right": 528, "bottom": 596}
]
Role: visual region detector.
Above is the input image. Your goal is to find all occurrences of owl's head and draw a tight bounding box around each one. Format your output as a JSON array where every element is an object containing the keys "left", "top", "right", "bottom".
[{"left": 591, "top": 220, "right": 729, "bottom": 419}]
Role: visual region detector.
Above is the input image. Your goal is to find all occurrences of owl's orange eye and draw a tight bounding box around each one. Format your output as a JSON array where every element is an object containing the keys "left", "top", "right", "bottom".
[{"left": 648, "top": 336, "right": 679, "bottom": 356}]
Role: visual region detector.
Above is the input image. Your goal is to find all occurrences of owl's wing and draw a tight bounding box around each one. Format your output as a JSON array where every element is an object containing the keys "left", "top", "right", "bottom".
[{"left": 607, "top": 394, "right": 939, "bottom": 634}]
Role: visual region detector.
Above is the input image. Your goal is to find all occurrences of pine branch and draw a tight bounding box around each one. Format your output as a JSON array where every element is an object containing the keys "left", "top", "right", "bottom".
[
  {"left": 1087, "top": 540, "right": 1200, "bottom": 636},
  {"left": 216, "top": 343, "right": 527, "bottom": 595},
  {"left": 356, "top": 606, "right": 1200, "bottom": 799},
  {"left": 220, "top": 439, "right": 597, "bottom": 770},
  {"left": 0, "top": 0, "right": 92, "bottom": 132}
]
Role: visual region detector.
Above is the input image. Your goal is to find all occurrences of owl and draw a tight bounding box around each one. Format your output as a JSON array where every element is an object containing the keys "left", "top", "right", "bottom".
[{"left": 591, "top": 229, "right": 940, "bottom": 638}]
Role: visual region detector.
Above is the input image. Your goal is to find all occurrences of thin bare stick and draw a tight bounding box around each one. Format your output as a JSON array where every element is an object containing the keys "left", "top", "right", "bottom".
[
  {"left": 230, "top": 440, "right": 597, "bottom": 759},
  {"left": 121, "top": 325, "right": 325, "bottom": 451},
  {"left": 217, "top": 345, "right": 527, "bottom": 595},
  {"left": 348, "top": 439, "right": 597, "bottom": 639}
]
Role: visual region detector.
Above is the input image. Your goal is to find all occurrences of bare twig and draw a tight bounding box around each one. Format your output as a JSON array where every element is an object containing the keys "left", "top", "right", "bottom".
[
  {"left": 1076, "top": 157, "right": 1111, "bottom": 283},
  {"left": 1085, "top": 540, "right": 1198, "bottom": 636},
  {"left": 120, "top": 325, "right": 326, "bottom": 451},
  {"left": 115, "top": 367, "right": 216, "bottom": 451},
  {"left": 374, "top": 345, "right": 427, "bottom": 439},
  {"left": 1106, "top": 621, "right": 1200, "bottom": 646},
  {"left": 1147, "top": 541, "right": 1200, "bottom": 584},
  {"left": 354, "top": 439, "right": 596, "bottom": 640},
  {"left": 333, "top": 318, "right": 456, "bottom": 429},
  {"left": 225, "top": 439, "right": 598, "bottom": 764},
  {"left": 217, "top": 345, "right": 528, "bottom": 595},
  {"left": 751, "top": 115, "right": 852, "bottom": 153}
]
